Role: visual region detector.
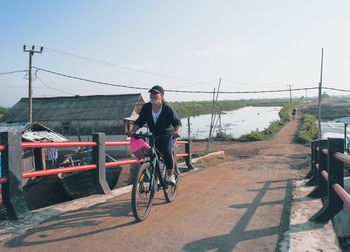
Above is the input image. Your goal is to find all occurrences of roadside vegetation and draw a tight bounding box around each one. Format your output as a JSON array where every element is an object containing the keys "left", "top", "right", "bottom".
[
  {"left": 0, "top": 106, "right": 8, "bottom": 119},
  {"left": 193, "top": 153, "right": 230, "bottom": 169},
  {"left": 295, "top": 114, "right": 318, "bottom": 145}
]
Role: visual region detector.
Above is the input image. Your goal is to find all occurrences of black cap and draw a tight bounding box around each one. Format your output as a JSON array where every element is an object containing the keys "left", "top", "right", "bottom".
[{"left": 148, "top": 85, "right": 164, "bottom": 95}]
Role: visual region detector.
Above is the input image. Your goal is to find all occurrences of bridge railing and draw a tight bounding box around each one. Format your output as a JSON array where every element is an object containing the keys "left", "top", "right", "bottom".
[
  {"left": 306, "top": 138, "right": 350, "bottom": 223},
  {"left": 0, "top": 131, "right": 193, "bottom": 220}
]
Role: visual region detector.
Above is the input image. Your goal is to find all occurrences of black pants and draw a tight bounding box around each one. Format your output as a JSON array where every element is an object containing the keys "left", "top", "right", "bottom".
[{"left": 155, "top": 137, "right": 175, "bottom": 171}]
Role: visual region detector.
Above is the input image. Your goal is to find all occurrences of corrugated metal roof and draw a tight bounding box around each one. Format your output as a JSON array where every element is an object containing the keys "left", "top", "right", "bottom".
[
  {"left": 0, "top": 122, "right": 68, "bottom": 142},
  {"left": 336, "top": 116, "right": 350, "bottom": 125},
  {"left": 0, "top": 94, "right": 144, "bottom": 123}
]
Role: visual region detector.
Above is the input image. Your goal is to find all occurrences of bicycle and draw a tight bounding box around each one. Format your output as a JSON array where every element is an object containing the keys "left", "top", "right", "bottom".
[{"left": 131, "top": 132, "right": 181, "bottom": 222}]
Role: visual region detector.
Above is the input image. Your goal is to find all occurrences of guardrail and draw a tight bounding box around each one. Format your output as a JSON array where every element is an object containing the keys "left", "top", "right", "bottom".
[
  {"left": 0, "top": 131, "right": 193, "bottom": 219},
  {"left": 306, "top": 138, "right": 350, "bottom": 223}
]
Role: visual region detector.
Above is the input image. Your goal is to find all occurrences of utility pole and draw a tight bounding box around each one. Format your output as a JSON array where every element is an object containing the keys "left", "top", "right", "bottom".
[
  {"left": 206, "top": 78, "right": 222, "bottom": 154},
  {"left": 287, "top": 84, "right": 293, "bottom": 103},
  {"left": 317, "top": 48, "right": 324, "bottom": 139},
  {"left": 23, "top": 45, "right": 43, "bottom": 123},
  {"left": 206, "top": 88, "right": 216, "bottom": 154}
]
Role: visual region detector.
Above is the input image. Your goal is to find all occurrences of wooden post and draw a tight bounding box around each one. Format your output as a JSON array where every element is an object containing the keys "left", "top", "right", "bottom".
[{"left": 34, "top": 148, "right": 46, "bottom": 170}]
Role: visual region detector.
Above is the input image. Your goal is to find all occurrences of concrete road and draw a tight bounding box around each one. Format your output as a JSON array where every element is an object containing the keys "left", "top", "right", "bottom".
[{"left": 0, "top": 118, "right": 335, "bottom": 251}]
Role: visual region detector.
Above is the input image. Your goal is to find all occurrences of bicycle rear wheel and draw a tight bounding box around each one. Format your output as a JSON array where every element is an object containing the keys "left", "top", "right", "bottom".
[
  {"left": 163, "top": 163, "right": 181, "bottom": 203},
  {"left": 131, "top": 162, "right": 154, "bottom": 222}
]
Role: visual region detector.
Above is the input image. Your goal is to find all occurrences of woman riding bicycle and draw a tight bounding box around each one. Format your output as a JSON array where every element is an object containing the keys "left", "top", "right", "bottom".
[{"left": 129, "top": 85, "right": 182, "bottom": 185}]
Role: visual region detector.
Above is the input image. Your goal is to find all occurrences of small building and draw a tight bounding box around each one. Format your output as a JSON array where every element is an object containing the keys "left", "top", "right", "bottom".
[
  {"left": 0, "top": 94, "right": 145, "bottom": 138},
  {"left": 0, "top": 122, "right": 68, "bottom": 177}
]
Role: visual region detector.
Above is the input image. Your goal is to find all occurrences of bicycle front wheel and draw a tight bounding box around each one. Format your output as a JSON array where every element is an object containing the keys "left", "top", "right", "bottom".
[{"left": 131, "top": 162, "right": 155, "bottom": 222}]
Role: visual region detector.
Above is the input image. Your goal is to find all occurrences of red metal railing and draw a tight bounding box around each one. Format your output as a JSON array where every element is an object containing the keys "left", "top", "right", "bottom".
[
  {"left": 305, "top": 140, "right": 350, "bottom": 222},
  {"left": 0, "top": 130, "right": 192, "bottom": 220},
  {"left": 321, "top": 170, "right": 328, "bottom": 181},
  {"left": 0, "top": 139, "right": 190, "bottom": 184},
  {"left": 21, "top": 142, "right": 97, "bottom": 149},
  {"left": 20, "top": 140, "right": 189, "bottom": 179},
  {"left": 106, "top": 159, "right": 144, "bottom": 167},
  {"left": 105, "top": 141, "right": 129, "bottom": 147},
  {"left": 175, "top": 153, "right": 189, "bottom": 157},
  {"left": 312, "top": 143, "right": 350, "bottom": 215},
  {"left": 23, "top": 164, "right": 97, "bottom": 178},
  {"left": 334, "top": 152, "right": 350, "bottom": 165},
  {"left": 332, "top": 152, "right": 350, "bottom": 208},
  {"left": 333, "top": 183, "right": 350, "bottom": 209}
]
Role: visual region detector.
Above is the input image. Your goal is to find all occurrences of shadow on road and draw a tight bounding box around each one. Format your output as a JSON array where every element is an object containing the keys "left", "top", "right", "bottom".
[
  {"left": 4, "top": 198, "right": 136, "bottom": 248},
  {"left": 183, "top": 178, "right": 324, "bottom": 252}
]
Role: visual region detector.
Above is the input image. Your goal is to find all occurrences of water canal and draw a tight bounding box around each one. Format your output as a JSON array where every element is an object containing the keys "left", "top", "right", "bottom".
[{"left": 181, "top": 106, "right": 282, "bottom": 139}]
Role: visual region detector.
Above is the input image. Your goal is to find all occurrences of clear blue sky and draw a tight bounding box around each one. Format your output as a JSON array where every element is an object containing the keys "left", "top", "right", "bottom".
[{"left": 1, "top": 0, "right": 350, "bottom": 107}]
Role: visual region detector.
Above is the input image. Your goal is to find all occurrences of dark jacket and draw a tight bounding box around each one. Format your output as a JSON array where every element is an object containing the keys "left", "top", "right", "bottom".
[{"left": 134, "top": 102, "right": 182, "bottom": 136}]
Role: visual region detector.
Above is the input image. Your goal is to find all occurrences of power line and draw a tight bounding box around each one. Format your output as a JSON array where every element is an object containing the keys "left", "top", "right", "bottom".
[
  {"left": 323, "top": 87, "right": 350, "bottom": 93},
  {"left": 3, "top": 43, "right": 215, "bottom": 84},
  {"left": 0, "top": 70, "right": 27, "bottom": 75},
  {"left": 44, "top": 47, "right": 204, "bottom": 84},
  {"left": 36, "top": 76, "right": 78, "bottom": 95},
  {"left": 33, "top": 66, "right": 150, "bottom": 91},
  {"left": 33, "top": 66, "right": 319, "bottom": 94}
]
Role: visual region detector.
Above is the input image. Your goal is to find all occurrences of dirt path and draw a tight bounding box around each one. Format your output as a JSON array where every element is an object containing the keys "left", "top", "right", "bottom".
[{"left": 0, "top": 117, "right": 310, "bottom": 252}]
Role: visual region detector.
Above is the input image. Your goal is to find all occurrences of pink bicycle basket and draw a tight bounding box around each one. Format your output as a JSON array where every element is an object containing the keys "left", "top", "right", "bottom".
[{"left": 130, "top": 137, "right": 151, "bottom": 160}]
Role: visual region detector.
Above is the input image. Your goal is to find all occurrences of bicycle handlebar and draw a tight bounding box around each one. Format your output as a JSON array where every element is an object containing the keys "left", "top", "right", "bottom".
[{"left": 132, "top": 132, "right": 172, "bottom": 141}]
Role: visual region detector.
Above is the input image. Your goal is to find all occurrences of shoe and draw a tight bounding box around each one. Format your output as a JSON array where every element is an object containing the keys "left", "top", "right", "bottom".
[{"left": 166, "top": 175, "right": 176, "bottom": 185}]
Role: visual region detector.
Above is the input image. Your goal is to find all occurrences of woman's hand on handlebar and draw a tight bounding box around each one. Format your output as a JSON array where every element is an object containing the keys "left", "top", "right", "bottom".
[
  {"left": 128, "top": 130, "right": 136, "bottom": 137},
  {"left": 172, "top": 132, "right": 180, "bottom": 139}
]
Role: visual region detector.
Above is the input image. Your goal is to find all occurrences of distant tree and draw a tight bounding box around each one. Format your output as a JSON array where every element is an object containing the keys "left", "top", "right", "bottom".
[
  {"left": 0, "top": 106, "right": 9, "bottom": 115},
  {"left": 321, "top": 92, "right": 330, "bottom": 99}
]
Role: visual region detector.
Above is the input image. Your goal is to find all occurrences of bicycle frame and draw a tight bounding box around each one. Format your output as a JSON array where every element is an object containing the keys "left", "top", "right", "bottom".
[{"left": 143, "top": 135, "right": 168, "bottom": 193}]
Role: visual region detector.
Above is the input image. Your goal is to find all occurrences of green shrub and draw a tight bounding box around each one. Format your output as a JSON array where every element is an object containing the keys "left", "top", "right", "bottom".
[
  {"left": 0, "top": 106, "right": 8, "bottom": 115},
  {"left": 214, "top": 131, "right": 232, "bottom": 140},
  {"left": 295, "top": 114, "right": 318, "bottom": 145},
  {"left": 239, "top": 131, "right": 265, "bottom": 142}
]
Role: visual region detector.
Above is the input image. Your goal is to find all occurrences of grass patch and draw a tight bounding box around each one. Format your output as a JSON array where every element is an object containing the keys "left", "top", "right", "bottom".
[
  {"left": 194, "top": 155, "right": 229, "bottom": 168},
  {"left": 295, "top": 114, "right": 318, "bottom": 145}
]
